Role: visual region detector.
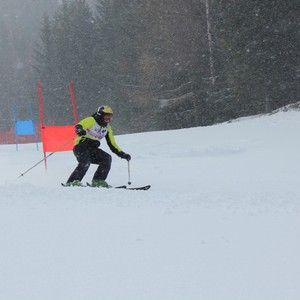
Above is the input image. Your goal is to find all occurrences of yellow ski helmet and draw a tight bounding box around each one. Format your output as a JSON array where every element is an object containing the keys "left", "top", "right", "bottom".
[
  {"left": 97, "top": 105, "right": 113, "bottom": 116},
  {"left": 96, "top": 105, "right": 113, "bottom": 122}
]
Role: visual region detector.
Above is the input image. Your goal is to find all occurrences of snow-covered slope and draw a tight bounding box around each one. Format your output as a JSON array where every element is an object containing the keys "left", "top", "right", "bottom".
[{"left": 0, "top": 110, "right": 299, "bottom": 300}]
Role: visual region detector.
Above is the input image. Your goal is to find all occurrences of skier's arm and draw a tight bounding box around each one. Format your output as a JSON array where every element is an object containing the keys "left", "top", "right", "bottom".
[
  {"left": 78, "top": 117, "right": 95, "bottom": 130},
  {"left": 106, "top": 126, "right": 131, "bottom": 161},
  {"left": 105, "top": 125, "right": 123, "bottom": 155},
  {"left": 74, "top": 117, "right": 97, "bottom": 144}
]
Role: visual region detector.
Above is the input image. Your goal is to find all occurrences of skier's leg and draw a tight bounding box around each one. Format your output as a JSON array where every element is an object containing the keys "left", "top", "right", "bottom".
[
  {"left": 91, "top": 148, "right": 112, "bottom": 181},
  {"left": 67, "top": 143, "right": 91, "bottom": 183}
]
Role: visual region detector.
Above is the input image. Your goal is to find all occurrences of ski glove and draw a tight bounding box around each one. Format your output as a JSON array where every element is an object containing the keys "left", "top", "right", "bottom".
[
  {"left": 119, "top": 152, "right": 131, "bottom": 161},
  {"left": 75, "top": 124, "right": 86, "bottom": 136}
]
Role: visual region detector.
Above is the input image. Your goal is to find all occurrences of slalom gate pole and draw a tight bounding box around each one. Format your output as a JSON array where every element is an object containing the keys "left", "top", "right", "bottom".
[
  {"left": 18, "top": 136, "right": 76, "bottom": 179},
  {"left": 127, "top": 160, "right": 131, "bottom": 185}
]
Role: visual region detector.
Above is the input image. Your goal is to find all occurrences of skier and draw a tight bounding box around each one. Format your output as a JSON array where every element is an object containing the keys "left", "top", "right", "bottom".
[{"left": 65, "top": 105, "right": 131, "bottom": 187}]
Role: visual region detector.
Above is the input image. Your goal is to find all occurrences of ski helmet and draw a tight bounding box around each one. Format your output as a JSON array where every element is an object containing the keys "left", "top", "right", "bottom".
[{"left": 96, "top": 105, "right": 113, "bottom": 122}]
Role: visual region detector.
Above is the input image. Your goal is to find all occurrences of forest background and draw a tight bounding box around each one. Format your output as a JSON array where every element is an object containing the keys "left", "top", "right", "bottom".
[{"left": 0, "top": 0, "right": 299, "bottom": 134}]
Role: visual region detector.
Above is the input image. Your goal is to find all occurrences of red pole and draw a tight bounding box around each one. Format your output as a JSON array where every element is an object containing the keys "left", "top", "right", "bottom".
[{"left": 69, "top": 82, "right": 78, "bottom": 124}]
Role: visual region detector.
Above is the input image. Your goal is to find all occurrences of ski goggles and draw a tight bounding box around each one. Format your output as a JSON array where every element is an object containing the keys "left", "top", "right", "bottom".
[{"left": 103, "top": 114, "right": 113, "bottom": 122}]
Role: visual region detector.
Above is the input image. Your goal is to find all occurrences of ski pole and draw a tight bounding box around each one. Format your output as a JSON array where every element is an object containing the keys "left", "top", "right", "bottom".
[
  {"left": 127, "top": 160, "right": 131, "bottom": 185},
  {"left": 18, "top": 136, "right": 76, "bottom": 179}
]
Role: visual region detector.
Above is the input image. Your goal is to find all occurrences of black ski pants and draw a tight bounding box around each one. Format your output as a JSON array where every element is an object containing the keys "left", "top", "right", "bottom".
[{"left": 67, "top": 140, "right": 112, "bottom": 183}]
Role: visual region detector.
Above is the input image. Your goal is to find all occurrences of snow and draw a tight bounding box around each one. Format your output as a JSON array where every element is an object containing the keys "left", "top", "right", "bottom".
[{"left": 0, "top": 110, "right": 299, "bottom": 300}]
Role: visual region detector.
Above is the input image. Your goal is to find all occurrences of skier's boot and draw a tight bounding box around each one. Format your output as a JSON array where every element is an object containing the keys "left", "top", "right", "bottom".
[
  {"left": 64, "top": 180, "right": 84, "bottom": 187},
  {"left": 90, "top": 180, "right": 111, "bottom": 188}
]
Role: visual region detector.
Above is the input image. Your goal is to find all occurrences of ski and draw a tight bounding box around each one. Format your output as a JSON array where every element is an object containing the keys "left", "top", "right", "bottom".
[
  {"left": 86, "top": 183, "right": 151, "bottom": 190},
  {"left": 124, "top": 185, "right": 151, "bottom": 191},
  {"left": 114, "top": 185, "right": 128, "bottom": 189},
  {"left": 62, "top": 182, "right": 151, "bottom": 191}
]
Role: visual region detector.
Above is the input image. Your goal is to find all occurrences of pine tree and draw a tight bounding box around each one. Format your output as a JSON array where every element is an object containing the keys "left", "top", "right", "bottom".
[
  {"left": 0, "top": 0, "right": 59, "bottom": 130},
  {"left": 93, "top": 0, "right": 142, "bottom": 132},
  {"left": 214, "top": 0, "right": 300, "bottom": 116},
  {"left": 34, "top": 0, "right": 96, "bottom": 125}
]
